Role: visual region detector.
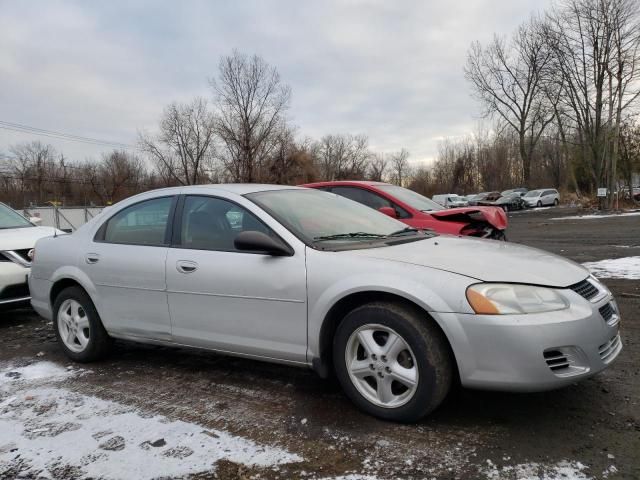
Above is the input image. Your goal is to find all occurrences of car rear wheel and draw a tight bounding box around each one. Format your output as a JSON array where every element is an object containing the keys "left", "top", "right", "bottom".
[
  {"left": 53, "top": 286, "right": 112, "bottom": 362},
  {"left": 554, "top": 199, "right": 559, "bottom": 206},
  {"left": 333, "top": 302, "right": 453, "bottom": 422}
]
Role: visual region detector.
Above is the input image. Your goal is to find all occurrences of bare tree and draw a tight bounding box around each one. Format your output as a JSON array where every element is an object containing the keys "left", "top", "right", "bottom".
[
  {"left": 139, "top": 97, "right": 216, "bottom": 185},
  {"left": 466, "top": 16, "right": 555, "bottom": 186},
  {"left": 8, "top": 141, "right": 57, "bottom": 205},
  {"left": 84, "top": 150, "right": 147, "bottom": 204},
  {"left": 389, "top": 148, "right": 410, "bottom": 186},
  {"left": 367, "top": 153, "right": 388, "bottom": 181},
  {"left": 311, "top": 134, "right": 370, "bottom": 180},
  {"left": 211, "top": 51, "right": 291, "bottom": 182}
]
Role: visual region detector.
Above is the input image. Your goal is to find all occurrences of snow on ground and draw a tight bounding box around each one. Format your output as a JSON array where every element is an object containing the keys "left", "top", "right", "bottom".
[
  {"left": 551, "top": 210, "right": 640, "bottom": 220},
  {"left": 0, "top": 361, "right": 302, "bottom": 479},
  {"left": 482, "top": 459, "right": 594, "bottom": 480},
  {"left": 0, "top": 361, "right": 74, "bottom": 386},
  {"left": 582, "top": 256, "right": 640, "bottom": 280}
]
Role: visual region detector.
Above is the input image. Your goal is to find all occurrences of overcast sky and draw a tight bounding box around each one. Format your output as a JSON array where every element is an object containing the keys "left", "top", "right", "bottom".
[{"left": 0, "top": 0, "right": 552, "bottom": 165}]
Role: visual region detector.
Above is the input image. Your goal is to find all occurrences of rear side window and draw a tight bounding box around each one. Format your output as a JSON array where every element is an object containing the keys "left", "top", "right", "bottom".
[{"left": 98, "top": 197, "right": 174, "bottom": 246}]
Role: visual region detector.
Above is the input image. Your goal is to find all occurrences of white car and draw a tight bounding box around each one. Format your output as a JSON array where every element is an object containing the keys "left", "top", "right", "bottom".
[
  {"left": 524, "top": 189, "right": 560, "bottom": 208},
  {"left": 432, "top": 194, "right": 468, "bottom": 208},
  {"left": 1, "top": 202, "right": 59, "bottom": 309}
]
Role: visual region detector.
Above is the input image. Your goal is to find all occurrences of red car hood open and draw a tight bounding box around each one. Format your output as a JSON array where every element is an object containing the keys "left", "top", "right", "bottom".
[{"left": 430, "top": 206, "right": 507, "bottom": 230}]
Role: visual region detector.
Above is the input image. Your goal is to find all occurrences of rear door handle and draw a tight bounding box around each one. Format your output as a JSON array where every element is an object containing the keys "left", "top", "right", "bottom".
[
  {"left": 85, "top": 253, "right": 100, "bottom": 264},
  {"left": 176, "top": 260, "right": 198, "bottom": 274}
]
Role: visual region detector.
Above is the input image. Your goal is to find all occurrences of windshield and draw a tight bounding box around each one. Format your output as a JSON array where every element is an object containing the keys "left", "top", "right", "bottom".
[
  {"left": 524, "top": 190, "right": 541, "bottom": 197},
  {"left": 376, "top": 185, "right": 444, "bottom": 212},
  {"left": 0, "top": 203, "right": 33, "bottom": 229},
  {"left": 247, "top": 189, "right": 425, "bottom": 247}
]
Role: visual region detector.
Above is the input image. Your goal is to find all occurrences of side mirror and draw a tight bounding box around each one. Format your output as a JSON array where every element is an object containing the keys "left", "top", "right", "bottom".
[
  {"left": 234, "top": 231, "right": 293, "bottom": 256},
  {"left": 378, "top": 206, "right": 397, "bottom": 218},
  {"left": 30, "top": 217, "right": 42, "bottom": 225}
]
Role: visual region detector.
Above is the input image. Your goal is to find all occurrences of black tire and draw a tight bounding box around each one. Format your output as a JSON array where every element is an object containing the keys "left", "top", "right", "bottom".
[
  {"left": 536, "top": 200, "right": 542, "bottom": 207},
  {"left": 333, "top": 302, "right": 453, "bottom": 422},
  {"left": 52, "top": 286, "right": 112, "bottom": 362},
  {"left": 553, "top": 198, "right": 559, "bottom": 206}
]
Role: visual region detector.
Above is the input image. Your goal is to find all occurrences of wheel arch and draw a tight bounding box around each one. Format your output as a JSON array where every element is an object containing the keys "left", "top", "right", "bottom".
[
  {"left": 49, "top": 267, "right": 99, "bottom": 311},
  {"left": 313, "top": 290, "right": 458, "bottom": 381}
]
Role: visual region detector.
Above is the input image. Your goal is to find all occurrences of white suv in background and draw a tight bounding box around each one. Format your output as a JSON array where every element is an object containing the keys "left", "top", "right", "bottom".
[
  {"left": 524, "top": 189, "right": 560, "bottom": 208},
  {"left": 0, "top": 202, "right": 59, "bottom": 309},
  {"left": 432, "top": 194, "right": 468, "bottom": 208}
]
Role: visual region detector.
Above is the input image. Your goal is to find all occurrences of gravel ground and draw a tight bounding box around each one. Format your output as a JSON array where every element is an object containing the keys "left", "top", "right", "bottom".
[{"left": 1, "top": 206, "right": 638, "bottom": 480}]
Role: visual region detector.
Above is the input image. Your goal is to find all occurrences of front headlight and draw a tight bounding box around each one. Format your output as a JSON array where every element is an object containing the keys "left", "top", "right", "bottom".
[{"left": 466, "top": 283, "right": 569, "bottom": 314}]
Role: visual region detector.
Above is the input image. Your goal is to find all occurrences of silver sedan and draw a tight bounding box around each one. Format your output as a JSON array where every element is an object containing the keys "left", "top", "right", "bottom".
[{"left": 29, "top": 185, "right": 622, "bottom": 422}]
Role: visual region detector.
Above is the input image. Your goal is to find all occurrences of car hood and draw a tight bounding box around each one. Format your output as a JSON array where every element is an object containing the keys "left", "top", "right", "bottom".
[
  {"left": 429, "top": 206, "right": 507, "bottom": 230},
  {"left": 0, "top": 226, "right": 59, "bottom": 251},
  {"left": 350, "top": 235, "right": 588, "bottom": 287}
]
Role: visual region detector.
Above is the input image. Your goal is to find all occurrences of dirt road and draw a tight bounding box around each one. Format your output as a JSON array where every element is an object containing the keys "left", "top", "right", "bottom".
[{"left": 1, "top": 206, "right": 638, "bottom": 479}]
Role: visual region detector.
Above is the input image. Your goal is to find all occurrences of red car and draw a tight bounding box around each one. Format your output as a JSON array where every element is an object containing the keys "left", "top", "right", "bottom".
[{"left": 301, "top": 181, "right": 508, "bottom": 239}]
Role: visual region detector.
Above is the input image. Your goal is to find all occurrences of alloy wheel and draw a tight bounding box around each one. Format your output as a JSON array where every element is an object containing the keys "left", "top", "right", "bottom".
[
  {"left": 345, "top": 324, "right": 419, "bottom": 408},
  {"left": 57, "top": 299, "right": 91, "bottom": 353}
]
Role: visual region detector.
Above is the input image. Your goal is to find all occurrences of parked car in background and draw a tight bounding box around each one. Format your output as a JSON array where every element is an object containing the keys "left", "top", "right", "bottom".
[
  {"left": 479, "top": 193, "right": 526, "bottom": 212},
  {"left": 467, "top": 191, "right": 501, "bottom": 206},
  {"left": 301, "top": 181, "right": 507, "bottom": 239},
  {"left": 501, "top": 188, "right": 528, "bottom": 197},
  {"left": 30, "top": 185, "right": 622, "bottom": 422},
  {"left": 524, "top": 189, "right": 560, "bottom": 208},
  {"left": 1, "top": 202, "right": 59, "bottom": 309},
  {"left": 432, "top": 194, "right": 469, "bottom": 208}
]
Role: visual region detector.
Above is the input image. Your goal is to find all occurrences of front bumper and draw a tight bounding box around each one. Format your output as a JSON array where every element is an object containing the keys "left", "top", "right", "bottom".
[
  {"left": 435, "top": 290, "right": 621, "bottom": 391},
  {"left": 0, "top": 262, "right": 31, "bottom": 307}
]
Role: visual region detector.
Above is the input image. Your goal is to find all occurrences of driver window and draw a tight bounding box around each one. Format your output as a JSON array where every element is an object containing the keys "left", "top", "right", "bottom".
[{"left": 180, "top": 196, "right": 271, "bottom": 251}]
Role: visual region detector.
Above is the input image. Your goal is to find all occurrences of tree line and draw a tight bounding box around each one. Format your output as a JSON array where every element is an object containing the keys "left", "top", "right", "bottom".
[
  {"left": 1, "top": 0, "right": 639, "bottom": 208},
  {"left": 460, "top": 0, "right": 640, "bottom": 206}
]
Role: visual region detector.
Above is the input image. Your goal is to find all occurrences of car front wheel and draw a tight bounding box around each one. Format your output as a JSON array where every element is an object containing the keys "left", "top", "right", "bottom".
[
  {"left": 53, "top": 286, "right": 112, "bottom": 362},
  {"left": 537, "top": 200, "right": 542, "bottom": 207},
  {"left": 333, "top": 302, "right": 453, "bottom": 422}
]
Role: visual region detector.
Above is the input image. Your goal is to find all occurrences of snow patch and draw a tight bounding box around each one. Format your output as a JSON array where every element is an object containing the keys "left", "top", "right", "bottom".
[
  {"left": 551, "top": 211, "right": 640, "bottom": 220},
  {"left": 0, "top": 361, "right": 75, "bottom": 386},
  {"left": 483, "top": 459, "right": 590, "bottom": 480},
  {"left": 582, "top": 256, "right": 640, "bottom": 280},
  {"left": 0, "top": 362, "right": 302, "bottom": 479}
]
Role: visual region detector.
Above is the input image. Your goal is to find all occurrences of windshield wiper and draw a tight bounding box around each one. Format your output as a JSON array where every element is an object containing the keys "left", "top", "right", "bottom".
[
  {"left": 386, "top": 227, "right": 420, "bottom": 237},
  {"left": 313, "top": 232, "right": 387, "bottom": 241}
]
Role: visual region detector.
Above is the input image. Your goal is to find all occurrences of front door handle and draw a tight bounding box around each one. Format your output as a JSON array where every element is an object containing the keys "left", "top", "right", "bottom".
[
  {"left": 176, "top": 260, "right": 198, "bottom": 274},
  {"left": 85, "top": 253, "right": 100, "bottom": 264}
]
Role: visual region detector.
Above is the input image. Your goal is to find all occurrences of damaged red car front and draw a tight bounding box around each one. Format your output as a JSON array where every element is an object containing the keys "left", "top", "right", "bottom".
[{"left": 300, "top": 181, "right": 508, "bottom": 240}]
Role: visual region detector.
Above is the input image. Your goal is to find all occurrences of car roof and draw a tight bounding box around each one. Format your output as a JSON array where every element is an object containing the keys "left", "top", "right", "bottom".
[
  {"left": 300, "top": 180, "right": 392, "bottom": 188},
  {"left": 186, "top": 184, "right": 304, "bottom": 195}
]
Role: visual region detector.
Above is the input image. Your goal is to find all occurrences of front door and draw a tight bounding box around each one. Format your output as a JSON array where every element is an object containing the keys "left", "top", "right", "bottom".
[{"left": 165, "top": 195, "right": 307, "bottom": 362}]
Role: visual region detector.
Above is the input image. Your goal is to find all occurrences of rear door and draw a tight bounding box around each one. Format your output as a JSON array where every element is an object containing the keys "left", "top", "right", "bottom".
[
  {"left": 165, "top": 194, "right": 307, "bottom": 362},
  {"left": 84, "top": 196, "right": 176, "bottom": 340}
]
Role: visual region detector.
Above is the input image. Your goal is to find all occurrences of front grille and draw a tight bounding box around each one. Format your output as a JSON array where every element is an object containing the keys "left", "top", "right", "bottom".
[
  {"left": 569, "top": 279, "right": 599, "bottom": 300},
  {"left": 543, "top": 350, "right": 571, "bottom": 372},
  {"left": 599, "top": 303, "right": 615, "bottom": 323},
  {"left": 0, "top": 283, "right": 30, "bottom": 300},
  {"left": 12, "top": 249, "right": 32, "bottom": 262},
  {"left": 599, "top": 334, "right": 621, "bottom": 363}
]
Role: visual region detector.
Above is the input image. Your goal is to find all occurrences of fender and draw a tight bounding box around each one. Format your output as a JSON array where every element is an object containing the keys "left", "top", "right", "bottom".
[{"left": 306, "top": 265, "right": 476, "bottom": 361}]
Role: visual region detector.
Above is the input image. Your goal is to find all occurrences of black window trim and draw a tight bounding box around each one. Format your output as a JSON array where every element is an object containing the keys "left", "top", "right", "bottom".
[
  {"left": 93, "top": 195, "right": 178, "bottom": 247},
  {"left": 170, "top": 193, "right": 294, "bottom": 256}
]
